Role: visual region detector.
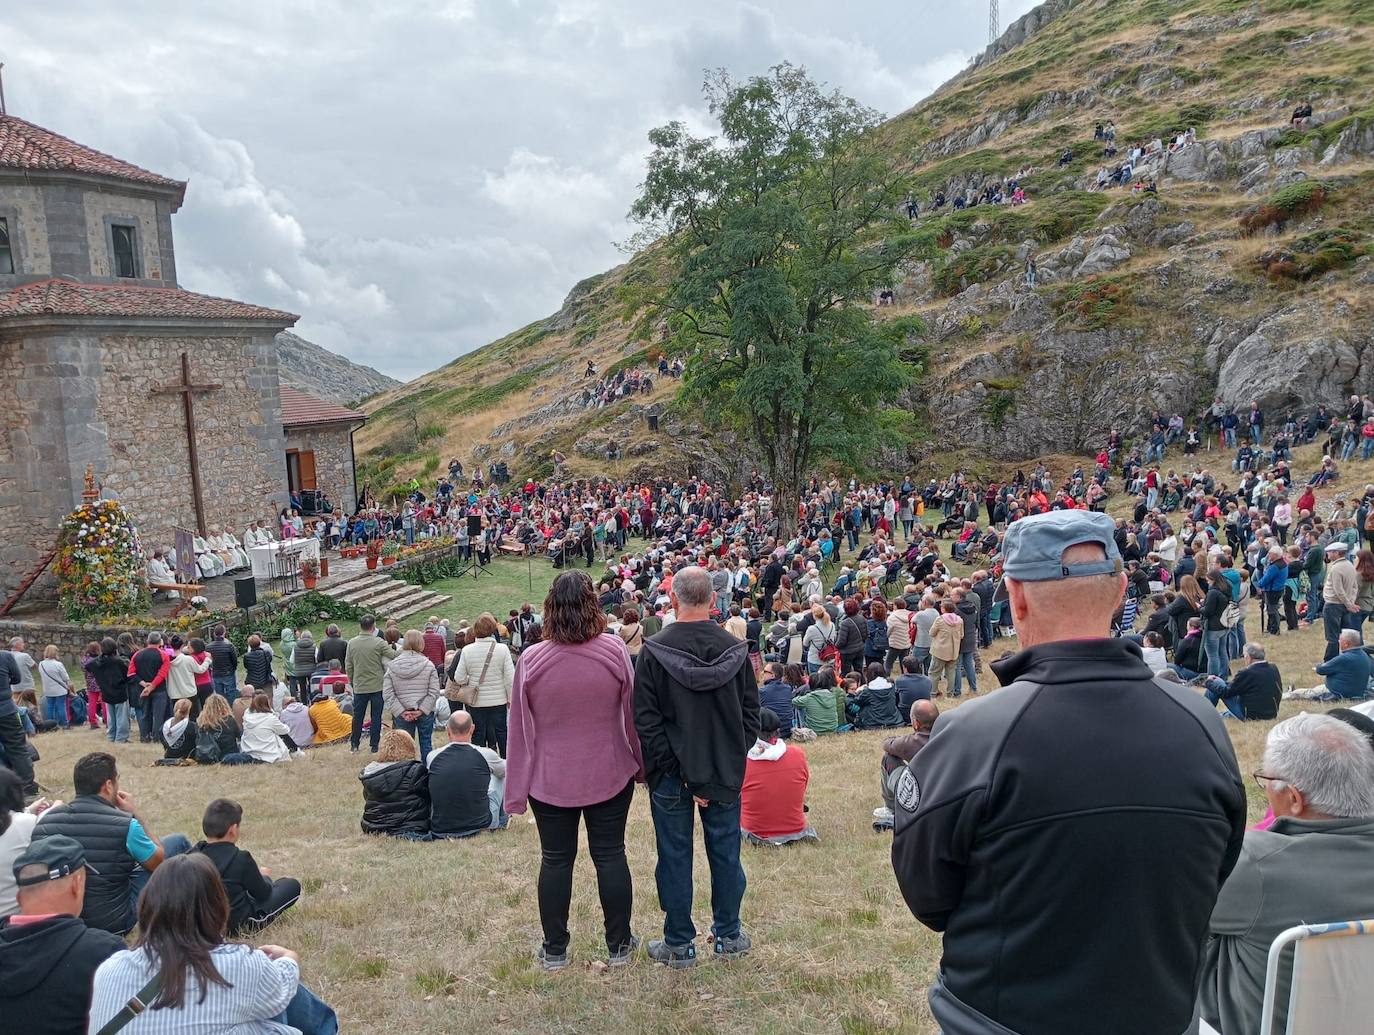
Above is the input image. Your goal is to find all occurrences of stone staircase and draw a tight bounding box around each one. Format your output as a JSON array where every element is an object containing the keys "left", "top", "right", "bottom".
[{"left": 318, "top": 568, "right": 452, "bottom": 621}]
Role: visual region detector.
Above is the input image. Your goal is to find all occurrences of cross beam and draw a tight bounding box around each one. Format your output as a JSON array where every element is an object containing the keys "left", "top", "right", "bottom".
[{"left": 152, "top": 351, "right": 222, "bottom": 536}]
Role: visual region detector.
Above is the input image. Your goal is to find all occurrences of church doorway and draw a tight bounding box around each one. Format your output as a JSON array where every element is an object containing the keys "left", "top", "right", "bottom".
[{"left": 286, "top": 448, "right": 317, "bottom": 494}]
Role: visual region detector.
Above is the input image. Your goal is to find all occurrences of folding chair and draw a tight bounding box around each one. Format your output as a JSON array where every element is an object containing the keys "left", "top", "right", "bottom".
[{"left": 1199, "top": 919, "right": 1374, "bottom": 1035}]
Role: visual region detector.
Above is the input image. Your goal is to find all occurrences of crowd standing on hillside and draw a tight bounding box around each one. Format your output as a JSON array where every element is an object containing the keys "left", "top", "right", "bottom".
[{"left": 6, "top": 384, "right": 1374, "bottom": 1030}]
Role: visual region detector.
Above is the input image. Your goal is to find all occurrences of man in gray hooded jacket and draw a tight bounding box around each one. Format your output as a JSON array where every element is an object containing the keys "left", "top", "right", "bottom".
[{"left": 634, "top": 565, "right": 760, "bottom": 970}]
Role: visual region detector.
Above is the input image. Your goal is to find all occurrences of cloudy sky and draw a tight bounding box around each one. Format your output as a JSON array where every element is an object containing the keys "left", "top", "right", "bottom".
[{"left": 5, "top": 0, "right": 1039, "bottom": 380}]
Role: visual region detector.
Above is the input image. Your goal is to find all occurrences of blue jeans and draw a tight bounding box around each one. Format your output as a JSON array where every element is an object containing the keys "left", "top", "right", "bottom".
[
  {"left": 106, "top": 700, "right": 130, "bottom": 742},
  {"left": 1204, "top": 683, "right": 1246, "bottom": 719},
  {"left": 952, "top": 652, "right": 977, "bottom": 694},
  {"left": 351, "top": 691, "right": 384, "bottom": 751},
  {"left": 1307, "top": 575, "right": 1325, "bottom": 621},
  {"left": 1250, "top": 424, "right": 1262, "bottom": 444},
  {"left": 212, "top": 674, "right": 239, "bottom": 701},
  {"left": 393, "top": 712, "right": 435, "bottom": 759},
  {"left": 43, "top": 696, "right": 69, "bottom": 727},
  {"left": 1203, "top": 630, "right": 1230, "bottom": 676},
  {"left": 1343, "top": 437, "right": 1358, "bottom": 461},
  {"left": 1224, "top": 427, "right": 1236, "bottom": 447},
  {"left": 126, "top": 833, "right": 191, "bottom": 930},
  {"left": 274, "top": 983, "right": 339, "bottom": 1035},
  {"left": 649, "top": 773, "right": 746, "bottom": 946}
]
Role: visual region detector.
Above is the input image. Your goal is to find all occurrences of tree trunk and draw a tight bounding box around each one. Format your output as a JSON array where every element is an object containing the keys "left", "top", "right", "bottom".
[{"left": 770, "top": 469, "right": 801, "bottom": 540}]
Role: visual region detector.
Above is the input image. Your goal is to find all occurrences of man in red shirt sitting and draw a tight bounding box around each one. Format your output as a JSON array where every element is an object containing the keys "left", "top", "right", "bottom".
[{"left": 739, "top": 709, "right": 817, "bottom": 846}]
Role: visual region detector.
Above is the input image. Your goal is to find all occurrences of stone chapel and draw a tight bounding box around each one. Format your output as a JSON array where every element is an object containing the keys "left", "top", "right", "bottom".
[{"left": 0, "top": 113, "right": 364, "bottom": 603}]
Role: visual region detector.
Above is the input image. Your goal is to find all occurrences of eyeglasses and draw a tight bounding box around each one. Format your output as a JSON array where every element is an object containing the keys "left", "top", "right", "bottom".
[{"left": 1253, "top": 770, "right": 1286, "bottom": 791}]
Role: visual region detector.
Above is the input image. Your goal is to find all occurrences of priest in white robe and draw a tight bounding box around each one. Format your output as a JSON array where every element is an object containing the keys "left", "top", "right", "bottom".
[
  {"left": 193, "top": 534, "right": 225, "bottom": 578},
  {"left": 147, "top": 551, "right": 180, "bottom": 599}
]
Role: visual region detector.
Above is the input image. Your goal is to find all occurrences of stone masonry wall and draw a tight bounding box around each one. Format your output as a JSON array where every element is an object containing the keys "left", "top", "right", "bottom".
[
  {"left": 0, "top": 184, "right": 54, "bottom": 276},
  {"left": 0, "top": 324, "right": 290, "bottom": 603},
  {"left": 285, "top": 424, "right": 360, "bottom": 514},
  {"left": 83, "top": 192, "right": 163, "bottom": 280}
]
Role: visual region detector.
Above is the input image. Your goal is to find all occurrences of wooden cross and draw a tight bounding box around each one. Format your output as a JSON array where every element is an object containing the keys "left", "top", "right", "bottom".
[{"left": 152, "top": 351, "right": 222, "bottom": 536}]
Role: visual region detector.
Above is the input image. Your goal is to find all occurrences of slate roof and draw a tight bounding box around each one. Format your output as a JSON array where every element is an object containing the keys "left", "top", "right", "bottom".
[
  {"left": 0, "top": 115, "right": 186, "bottom": 199},
  {"left": 280, "top": 385, "right": 367, "bottom": 428},
  {"left": 0, "top": 277, "right": 298, "bottom": 323}
]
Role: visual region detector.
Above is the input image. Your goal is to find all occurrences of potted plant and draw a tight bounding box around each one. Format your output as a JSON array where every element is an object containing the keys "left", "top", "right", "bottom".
[
  {"left": 381, "top": 541, "right": 401, "bottom": 566},
  {"left": 299, "top": 556, "right": 321, "bottom": 590},
  {"left": 365, "top": 539, "right": 382, "bottom": 570}
]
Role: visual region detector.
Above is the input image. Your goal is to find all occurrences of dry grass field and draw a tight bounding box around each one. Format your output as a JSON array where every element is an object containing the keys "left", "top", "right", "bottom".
[{"left": 31, "top": 616, "right": 1343, "bottom": 1035}]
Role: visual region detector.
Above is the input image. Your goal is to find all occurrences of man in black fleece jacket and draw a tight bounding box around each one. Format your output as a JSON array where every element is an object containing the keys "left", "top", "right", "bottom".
[
  {"left": 893, "top": 511, "right": 1245, "bottom": 1035},
  {"left": 635, "top": 565, "right": 759, "bottom": 970},
  {"left": 0, "top": 835, "right": 125, "bottom": 1034}
]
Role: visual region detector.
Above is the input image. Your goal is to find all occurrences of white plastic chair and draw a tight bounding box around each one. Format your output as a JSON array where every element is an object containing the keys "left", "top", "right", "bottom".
[{"left": 1199, "top": 919, "right": 1374, "bottom": 1035}]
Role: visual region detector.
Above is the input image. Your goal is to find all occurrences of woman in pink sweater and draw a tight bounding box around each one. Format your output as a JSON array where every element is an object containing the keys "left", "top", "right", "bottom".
[{"left": 505, "top": 570, "right": 644, "bottom": 972}]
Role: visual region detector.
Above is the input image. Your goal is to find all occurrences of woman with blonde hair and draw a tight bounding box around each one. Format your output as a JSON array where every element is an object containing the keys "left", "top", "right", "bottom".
[
  {"left": 359, "top": 728, "right": 430, "bottom": 839},
  {"left": 194, "top": 693, "right": 240, "bottom": 764},
  {"left": 157, "top": 698, "right": 196, "bottom": 763},
  {"left": 801, "top": 603, "right": 836, "bottom": 675},
  {"left": 447, "top": 612, "right": 515, "bottom": 756},
  {"left": 37, "top": 644, "right": 71, "bottom": 727},
  {"left": 382, "top": 628, "right": 440, "bottom": 758}
]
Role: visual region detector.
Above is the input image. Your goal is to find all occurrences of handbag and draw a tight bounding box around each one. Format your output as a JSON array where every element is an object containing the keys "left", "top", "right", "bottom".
[{"left": 450, "top": 642, "right": 496, "bottom": 707}]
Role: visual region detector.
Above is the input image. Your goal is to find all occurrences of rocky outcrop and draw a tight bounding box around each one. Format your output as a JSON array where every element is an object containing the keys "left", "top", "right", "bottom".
[
  {"left": 1216, "top": 305, "right": 1367, "bottom": 412},
  {"left": 275, "top": 331, "right": 397, "bottom": 405}
]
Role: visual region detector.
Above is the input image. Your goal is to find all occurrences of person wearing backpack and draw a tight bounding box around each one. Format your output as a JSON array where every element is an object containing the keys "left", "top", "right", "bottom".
[
  {"left": 1201, "top": 563, "right": 1235, "bottom": 677},
  {"left": 801, "top": 605, "right": 838, "bottom": 675},
  {"left": 194, "top": 695, "right": 241, "bottom": 766}
]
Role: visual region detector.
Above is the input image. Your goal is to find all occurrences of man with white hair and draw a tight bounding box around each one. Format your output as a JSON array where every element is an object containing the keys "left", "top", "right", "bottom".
[
  {"left": 1200, "top": 711, "right": 1374, "bottom": 1034},
  {"left": 1321, "top": 540, "right": 1359, "bottom": 660},
  {"left": 1314, "top": 628, "right": 1372, "bottom": 699}
]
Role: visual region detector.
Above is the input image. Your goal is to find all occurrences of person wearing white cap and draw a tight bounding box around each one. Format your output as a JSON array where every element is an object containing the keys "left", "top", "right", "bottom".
[
  {"left": 892, "top": 509, "right": 1246, "bottom": 1035},
  {"left": 1321, "top": 539, "right": 1360, "bottom": 661}
]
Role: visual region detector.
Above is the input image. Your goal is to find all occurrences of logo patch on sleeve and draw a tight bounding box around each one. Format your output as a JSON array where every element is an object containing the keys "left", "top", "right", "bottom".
[{"left": 895, "top": 769, "right": 921, "bottom": 812}]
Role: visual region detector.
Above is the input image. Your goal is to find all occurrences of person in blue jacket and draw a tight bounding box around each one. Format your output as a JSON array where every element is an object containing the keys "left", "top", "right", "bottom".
[{"left": 1315, "top": 629, "right": 1372, "bottom": 699}]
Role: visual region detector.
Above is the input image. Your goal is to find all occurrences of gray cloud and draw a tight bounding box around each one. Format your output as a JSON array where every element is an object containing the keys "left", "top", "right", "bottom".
[{"left": 3, "top": 0, "right": 1038, "bottom": 378}]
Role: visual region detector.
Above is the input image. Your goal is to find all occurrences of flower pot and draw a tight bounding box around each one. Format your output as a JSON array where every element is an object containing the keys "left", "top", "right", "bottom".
[
  {"left": 366, "top": 557, "right": 379, "bottom": 570},
  {"left": 319, "top": 557, "right": 330, "bottom": 578},
  {"left": 302, "top": 576, "right": 318, "bottom": 590},
  {"left": 382, "top": 555, "right": 396, "bottom": 566}
]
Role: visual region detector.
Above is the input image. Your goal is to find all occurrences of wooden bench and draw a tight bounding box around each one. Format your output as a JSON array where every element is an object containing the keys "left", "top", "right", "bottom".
[
  {"left": 498, "top": 538, "right": 527, "bottom": 557},
  {"left": 149, "top": 582, "right": 205, "bottom": 617}
]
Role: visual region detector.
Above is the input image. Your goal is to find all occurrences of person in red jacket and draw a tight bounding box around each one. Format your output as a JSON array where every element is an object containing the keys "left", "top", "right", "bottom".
[{"left": 739, "top": 708, "right": 817, "bottom": 846}]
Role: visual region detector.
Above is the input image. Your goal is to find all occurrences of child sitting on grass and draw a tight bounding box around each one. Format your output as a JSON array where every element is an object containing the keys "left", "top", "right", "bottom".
[{"left": 190, "top": 798, "right": 301, "bottom": 935}]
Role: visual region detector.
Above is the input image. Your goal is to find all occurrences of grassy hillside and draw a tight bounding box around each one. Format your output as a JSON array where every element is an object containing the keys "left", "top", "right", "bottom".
[{"left": 357, "top": 0, "right": 1374, "bottom": 493}]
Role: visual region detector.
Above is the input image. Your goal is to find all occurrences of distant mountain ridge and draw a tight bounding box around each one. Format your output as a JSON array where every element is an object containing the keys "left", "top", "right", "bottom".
[{"left": 274, "top": 330, "right": 398, "bottom": 406}]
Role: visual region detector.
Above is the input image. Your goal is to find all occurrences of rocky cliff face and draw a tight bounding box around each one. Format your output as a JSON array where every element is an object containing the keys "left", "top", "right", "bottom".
[
  {"left": 275, "top": 330, "right": 398, "bottom": 406},
  {"left": 358, "top": 0, "right": 1374, "bottom": 485}
]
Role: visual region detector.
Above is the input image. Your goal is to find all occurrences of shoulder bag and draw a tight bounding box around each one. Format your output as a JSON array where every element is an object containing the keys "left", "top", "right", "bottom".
[{"left": 450, "top": 642, "right": 497, "bottom": 707}]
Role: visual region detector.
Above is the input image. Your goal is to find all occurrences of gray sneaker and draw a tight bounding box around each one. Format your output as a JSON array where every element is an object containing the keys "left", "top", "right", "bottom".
[
  {"left": 608, "top": 935, "right": 640, "bottom": 968},
  {"left": 537, "top": 946, "right": 570, "bottom": 972},
  {"left": 713, "top": 931, "right": 752, "bottom": 961},
  {"left": 646, "top": 938, "right": 697, "bottom": 969}
]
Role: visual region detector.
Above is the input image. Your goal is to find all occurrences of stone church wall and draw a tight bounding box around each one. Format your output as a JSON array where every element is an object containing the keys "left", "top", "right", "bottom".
[
  {"left": 0, "top": 324, "right": 290, "bottom": 603},
  {"left": 285, "top": 424, "right": 360, "bottom": 514}
]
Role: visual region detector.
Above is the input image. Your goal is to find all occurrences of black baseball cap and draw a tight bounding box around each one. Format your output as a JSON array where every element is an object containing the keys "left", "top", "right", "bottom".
[{"left": 13, "top": 835, "right": 97, "bottom": 886}]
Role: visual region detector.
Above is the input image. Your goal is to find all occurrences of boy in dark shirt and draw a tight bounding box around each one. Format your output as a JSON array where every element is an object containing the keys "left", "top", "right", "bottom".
[{"left": 190, "top": 798, "right": 300, "bottom": 934}]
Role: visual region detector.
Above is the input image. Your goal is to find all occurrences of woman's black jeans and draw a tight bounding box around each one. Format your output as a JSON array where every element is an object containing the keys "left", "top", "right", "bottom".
[
  {"left": 470, "top": 704, "right": 507, "bottom": 757},
  {"left": 528, "top": 780, "right": 635, "bottom": 956}
]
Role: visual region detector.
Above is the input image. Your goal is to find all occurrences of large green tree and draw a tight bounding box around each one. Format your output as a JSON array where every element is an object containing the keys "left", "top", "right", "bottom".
[{"left": 628, "top": 64, "right": 923, "bottom": 535}]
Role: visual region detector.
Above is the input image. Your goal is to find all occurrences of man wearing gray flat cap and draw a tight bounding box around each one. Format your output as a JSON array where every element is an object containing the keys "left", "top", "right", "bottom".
[{"left": 892, "top": 509, "right": 1247, "bottom": 1035}]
